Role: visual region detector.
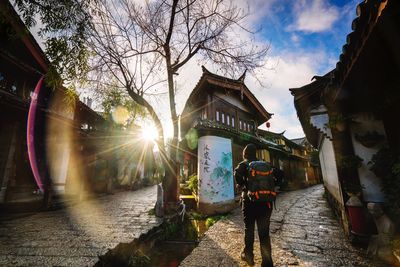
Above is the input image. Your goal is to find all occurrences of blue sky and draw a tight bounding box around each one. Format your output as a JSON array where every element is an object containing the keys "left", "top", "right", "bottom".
[
  {"left": 244, "top": 0, "right": 360, "bottom": 139},
  {"left": 28, "top": 0, "right": 362, "bottom": 140},
  {"left": 173, "top": 0, "right": 361, "bottom": 140},
  {"left": 256, "top": 0, "right": 358, "bottom": 72}
]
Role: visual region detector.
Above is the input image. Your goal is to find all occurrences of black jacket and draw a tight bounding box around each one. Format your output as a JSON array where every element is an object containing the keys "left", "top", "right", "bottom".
[{"left": 234, "top": 159, "right": 255, "bottom": 191}]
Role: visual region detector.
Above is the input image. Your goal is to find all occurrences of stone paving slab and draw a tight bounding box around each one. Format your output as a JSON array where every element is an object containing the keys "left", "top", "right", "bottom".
[
  {"left": 0, "top": 186, "right": 162, "bottom": 266},
  {"left": 181, "top": 185, "right": 384, "bottom": 267}
]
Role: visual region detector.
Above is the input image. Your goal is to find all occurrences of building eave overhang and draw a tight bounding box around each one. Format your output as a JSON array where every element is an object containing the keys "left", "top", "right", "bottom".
[
  {"left": 329, "top": 0, "right": 393, "bottom": 102},
  {"left": 0, "top": 0, "right": 49, "bottom": 73},
  {"left": 181, "top": 66, "right": 272, "bottom": 125},
  {"left": 289, "top": 75, "right": 332, "bottom": 148}
]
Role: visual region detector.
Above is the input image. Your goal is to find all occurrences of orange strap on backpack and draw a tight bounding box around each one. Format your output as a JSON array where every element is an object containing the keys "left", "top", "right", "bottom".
[{"left": 251, "top": 169, "right": 273, "bottom": 177}]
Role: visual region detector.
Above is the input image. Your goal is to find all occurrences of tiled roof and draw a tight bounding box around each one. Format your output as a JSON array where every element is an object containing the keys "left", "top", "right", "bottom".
[
  {"left": 181, "top": 66, "right": 272, "bottom": 123},
  {"left": 290, "top": 137, "right": 306, "bottom": 146},
  {"left": 332, "top": 0, "right": 388, "bottom": 86},
  {"left": 287, "top": 0, "right": 391, "bottom": 148}
]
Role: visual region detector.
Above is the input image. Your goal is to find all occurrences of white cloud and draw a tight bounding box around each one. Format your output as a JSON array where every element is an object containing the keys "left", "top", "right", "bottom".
[
  {"left": 290, "top": 34, "right": 301, "bottom": 45},
  {"left": 288, "top": 0, "right": 339, "bottom": 33},
  {"left": 171, "top": 46, "right": 333, "bottom": 140},
  {"left": 238, "top": 0, "right": 279, "bottom": 26},
  {"left": 245, "top": 49, "right": 332, "bottom": 139}
]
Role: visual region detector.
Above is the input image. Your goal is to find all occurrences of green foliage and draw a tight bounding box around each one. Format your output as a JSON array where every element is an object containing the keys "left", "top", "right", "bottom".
[
  {"left": 13, "top": 0, "right": 91, "bottom": 85},
  {"left": 369, "top": 147, "right": 397, "bottom": 177},
  {"left": 342, "top": 180, "right": 364, "bottom": 196},
  {"left": 339, "top": 155, "right": 363, "bottom": 170},
  {"left": 164, "top": 222, "right": 180, "bottom": 239},
  {"left": 100, "top": 85, "right": 147, "bottom": 126},
  {"left": 63, "top": 86, "right": 78, "bottom": 112},
  {"left": 187, "top": 174, "right": 198, "bottom": 195},
  {"left": 369, "top": 147, "right": 400, "bottom": 222},
  {"left": 188, "top": 211, "right": 207, "bottom": 220},
  {"left": 162, "top": 218, "right": 199, "bottom": 241},
  {"left": 147, "top": 208, "right": 155, "bottom": 216},
  {"left": 127, "top": 250, "right": 150, "bottom": 266},
  {"left": 205, "top": 214, "right": 227, "bottom": 228}
]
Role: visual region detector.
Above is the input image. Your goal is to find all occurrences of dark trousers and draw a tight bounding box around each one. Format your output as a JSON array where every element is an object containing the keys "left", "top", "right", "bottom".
[{"left": 242, "top": 200, "right": 273, "bottom": 267}]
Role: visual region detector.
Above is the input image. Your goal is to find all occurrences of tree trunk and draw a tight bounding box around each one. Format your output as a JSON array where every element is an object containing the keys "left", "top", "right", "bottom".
[
  {"left": 163, "top": 66, "right": 179, "bottom": 206},
  {"left": 127, "top": 88, "right": 178, "bottom": 208}
]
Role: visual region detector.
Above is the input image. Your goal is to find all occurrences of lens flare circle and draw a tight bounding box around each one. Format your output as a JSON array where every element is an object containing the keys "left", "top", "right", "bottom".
[{"left": 112, "top": 106, "right": 129, "bottom": 125}]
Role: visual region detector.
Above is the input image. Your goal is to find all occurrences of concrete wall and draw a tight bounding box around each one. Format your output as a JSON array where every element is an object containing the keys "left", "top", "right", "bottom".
[
  {"left": 319, "top": 137, "right": 344, "bottom": 205},
  {"left": 350, "top": 113, "right": 386, "bottom": 202}
]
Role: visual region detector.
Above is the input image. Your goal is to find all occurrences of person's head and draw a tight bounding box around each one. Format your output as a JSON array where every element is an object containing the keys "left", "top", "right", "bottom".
[{"left": 243, "top": 143, "right": 257, "bottom": 161}]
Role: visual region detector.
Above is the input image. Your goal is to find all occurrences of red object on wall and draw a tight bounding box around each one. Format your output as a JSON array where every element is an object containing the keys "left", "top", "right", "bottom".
[
  {"left": 266, "top": 122, "right": 270, "bottom": 128},
  {"left": 346, "top": 196, "right": 368, "bottom": 235}
]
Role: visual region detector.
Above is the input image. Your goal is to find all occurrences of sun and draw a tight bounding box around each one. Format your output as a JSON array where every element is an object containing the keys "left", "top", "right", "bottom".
[{"left": 141, "top": 124, "right": 159, "bottom": 141}]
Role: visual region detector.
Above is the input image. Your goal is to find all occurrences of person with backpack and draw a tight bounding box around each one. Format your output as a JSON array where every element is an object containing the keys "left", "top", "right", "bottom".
[{"left": 234, "top": 143, "right": 276, "bottom": 267}]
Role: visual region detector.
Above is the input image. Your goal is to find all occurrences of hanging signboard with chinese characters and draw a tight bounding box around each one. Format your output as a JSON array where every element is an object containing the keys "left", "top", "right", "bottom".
[{"left": 198, "top": 136, "right": 234, "bottom": 209}]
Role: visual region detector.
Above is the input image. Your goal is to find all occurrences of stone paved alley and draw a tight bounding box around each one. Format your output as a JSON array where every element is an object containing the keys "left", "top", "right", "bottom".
[
  {"left": 181, "top": 185, "right": 383, "bottom": 267},
  {"left": 0, "top": 185, "right": 386, "bottom": 267},
  {"left": 0, "top": 186, "right": 161, "bottom": 266}
]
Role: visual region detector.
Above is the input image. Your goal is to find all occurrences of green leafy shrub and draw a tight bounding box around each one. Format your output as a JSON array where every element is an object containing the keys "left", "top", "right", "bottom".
[
  {"left": 339, "top": 155, "right": 363, "bottom": 170},
  {"left": 187, "top": 174, "right": 198, "bottom": 195},
  {"left": 128, "top": 250, "right": 150, "bottom": 266},
  {"left": 205, "top": 214, "right": 227, "bottom": 228}
]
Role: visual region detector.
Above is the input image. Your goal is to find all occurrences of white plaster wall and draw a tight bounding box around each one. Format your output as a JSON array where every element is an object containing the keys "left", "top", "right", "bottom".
[
  {"left": 350, "top": 113, "right": 386, "bottom": 202},
  {"left": 198, "top": 136, "right": 234, "bottom": 204},
  {"left": 214, "top": 92, "right": 250, "bottom": 113},
  {"left": 319, "top": 137, "right": 344, "bottom": 205}
]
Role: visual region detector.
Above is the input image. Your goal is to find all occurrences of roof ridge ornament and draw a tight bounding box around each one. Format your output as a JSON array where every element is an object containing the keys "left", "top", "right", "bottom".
[
  {"left": 201, "top": 65, "right": 211, "bottom": 74},
  {"left": 238, "top": 69, "right": 247, "bottom": 82}
]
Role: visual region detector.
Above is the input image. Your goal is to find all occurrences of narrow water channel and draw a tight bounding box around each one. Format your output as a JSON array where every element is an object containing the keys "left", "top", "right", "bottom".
[
  {"left": 95, "top": 217, "right": 211, "bottom": 267},
  {"left": 149, "top": 218, "right": 208, "bottom": 266}
]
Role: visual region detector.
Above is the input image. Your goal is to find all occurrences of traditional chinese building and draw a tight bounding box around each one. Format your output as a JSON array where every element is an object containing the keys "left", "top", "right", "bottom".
[
  {"left": 0, "top": 1, "right": 111, "bottom": 208},
  {"left": 0, "top": 1, "right": 157, "bottom": 210},
  {"left": 180, "top": 67, "right": 273, "bottom": 214},
  {"left": 257, "top": 130, "right": 322, "bottom": 188},
  {"left": 290, "top": 1, "right": 399, "bottom": 261}
]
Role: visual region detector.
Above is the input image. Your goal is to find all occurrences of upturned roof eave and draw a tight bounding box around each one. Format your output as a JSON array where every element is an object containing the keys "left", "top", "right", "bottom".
[{"left": 181, "top": 67, "right": 272, "bottom": 124}]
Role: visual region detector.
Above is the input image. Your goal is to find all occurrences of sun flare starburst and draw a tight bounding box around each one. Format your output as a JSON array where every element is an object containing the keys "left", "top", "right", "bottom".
[{"left": 141, "top": 124, "right": 159, "bottom": 142}]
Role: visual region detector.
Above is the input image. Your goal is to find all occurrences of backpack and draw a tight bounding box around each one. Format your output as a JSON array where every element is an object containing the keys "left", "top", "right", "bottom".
[{"left": 246, "top": 161, "right": 276, "bottom": 203}]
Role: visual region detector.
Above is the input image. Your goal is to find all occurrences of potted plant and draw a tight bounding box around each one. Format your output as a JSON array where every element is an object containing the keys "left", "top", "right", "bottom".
[
  {"left": 369, "top": 147, "right": 400, "bottom": 223},
  {"left": 343, "top": 180, "right": 364, "bottom": 197},
  {"left": 344, "top": 182, "right": 368, "bottom": 236},
  {"left": 355, "top": 131, "right": 385, "bottom": 148}
]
